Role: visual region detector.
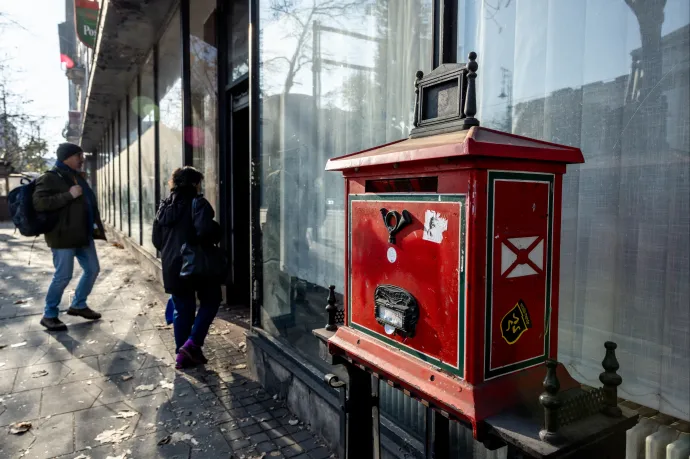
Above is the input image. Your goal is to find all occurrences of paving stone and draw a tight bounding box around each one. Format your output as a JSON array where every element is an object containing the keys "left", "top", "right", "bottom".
[
  {"left": 74, "top": 401, "right": 139, "bottom": 451},
  {"left": 189, "top": 425, "right": 233, "bottom": 458},
  {"left": 0, "top": 388, "right": 41, "bottom": 426},
  {"left": 139, "top": 343, "right": 174, "bottom": 369},
  {"left": 0, "top": 368, "right": 17, "bottom": 395},
  {"left": 275, "top": 434, "right": 296, "bottom": 447},
  {"left": 99, "top": 348, "right": 149, "bottom": 375},
  {"left": 291, "top": 430, "right": 314, "bottom": 443},
  {"left": 0, "top": 344, "right": 47, "bottom": 370},
  {"left": 12, "top": 361, "right": 72, "bottom": 391},
  {"left": 298, "top": 437, "right": 323, "bottom": 453},
  {"left": 308, "top": 446, "right": 332, "bottom": 459},
  {"left": 40, "top": 380, "right": 103, "bottom": 416},
  {"left": 257, "top": 440, "right": 280, "bottom": 453},
  {"left": 282, "top": 443, "right": 306, "bottom": 458},
  {"left": 12, "top": 412, "right": 75, "bottom": 459}
]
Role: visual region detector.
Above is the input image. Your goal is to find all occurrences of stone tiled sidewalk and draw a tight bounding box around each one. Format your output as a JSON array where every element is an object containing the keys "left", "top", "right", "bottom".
[{"left": 0, "top": 225, "right": 333, "bottom": 459}]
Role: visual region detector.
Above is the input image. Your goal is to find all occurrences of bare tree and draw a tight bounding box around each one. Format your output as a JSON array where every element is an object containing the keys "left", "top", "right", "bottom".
[{"left": 263, "top": 0, "right": 368, "bottom": 95}]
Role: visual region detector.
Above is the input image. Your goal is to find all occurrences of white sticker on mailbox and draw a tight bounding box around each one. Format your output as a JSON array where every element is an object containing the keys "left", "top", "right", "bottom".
[
  {"left": 423, "top": 210, "right": 448, "bottom": 244},
  {"left": 387, "top": 247, "right": 397, "bottom": 263}
]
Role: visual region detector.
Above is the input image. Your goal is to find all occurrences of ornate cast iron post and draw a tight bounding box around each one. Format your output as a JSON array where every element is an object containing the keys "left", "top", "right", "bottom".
[
  {"left": 599, "top": 341, "right": 623, "bottom": 417},
  {"left": 462, "top": 52, "right": 480, "bottom": 129},
  {"left": 326, "top": 285, "right": 338, "bottom": 331},
  {"left": 539, "top": 359, "right": 563, "bottom": 443}
]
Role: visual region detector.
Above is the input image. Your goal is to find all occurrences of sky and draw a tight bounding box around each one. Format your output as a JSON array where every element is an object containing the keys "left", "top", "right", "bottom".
[{"left": 0, "top": 0, "right": 68, "bottom": 158}]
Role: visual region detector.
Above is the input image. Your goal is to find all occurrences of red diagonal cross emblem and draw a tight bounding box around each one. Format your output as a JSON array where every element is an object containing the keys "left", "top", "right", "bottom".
[{"left": 502, "top": 237, "right": 543, "bottom": 278}]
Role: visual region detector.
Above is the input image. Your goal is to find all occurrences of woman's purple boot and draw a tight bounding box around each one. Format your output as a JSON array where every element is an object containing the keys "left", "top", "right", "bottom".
[{"left": 179, "top": 339, "right": 208, "bottom": 365}]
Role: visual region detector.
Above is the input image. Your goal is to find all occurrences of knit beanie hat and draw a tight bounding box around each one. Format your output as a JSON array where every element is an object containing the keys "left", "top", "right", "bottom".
[{"left": 56, "top": 143, "right": 84, "bottom": 162}]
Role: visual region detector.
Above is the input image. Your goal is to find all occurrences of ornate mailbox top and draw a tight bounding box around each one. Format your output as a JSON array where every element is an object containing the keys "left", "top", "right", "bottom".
[{"left": 325, "top": 126, "right": 584, "bottom": 172}]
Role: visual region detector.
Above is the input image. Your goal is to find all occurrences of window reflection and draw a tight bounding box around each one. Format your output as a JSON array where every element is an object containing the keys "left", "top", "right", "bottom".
[
  {"left": 140, "top": 53, "right": 158, "bottom": 255},
  {"left": 460, "top": 0, "right": 689, "bottom": 420},
  {"left": 229, "top": 0, "right": 249, "bottom": 82},
  {"left": 190, "top": 0, "right": 220, "bottom": 213},
  {"left": 158, "top": 11, "right": 183, "bottom": 202},
  {"left": 259, "top": 0, "right": 433, "bottom": 367},
  {"left": 128, "top": 80, "right": 141, "bottom": 245},
  {"left": 119, "top": 102, "right": 129, "bottom": 235}
]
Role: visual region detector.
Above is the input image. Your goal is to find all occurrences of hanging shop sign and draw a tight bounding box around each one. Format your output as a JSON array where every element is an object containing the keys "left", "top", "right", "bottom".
[{"left": 75, "top": 0, "right": 99, "bottom": 49}]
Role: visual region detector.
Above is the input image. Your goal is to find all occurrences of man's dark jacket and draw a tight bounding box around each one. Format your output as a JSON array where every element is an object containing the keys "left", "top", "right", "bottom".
[
  {"left": 32, "top": 167, "right": 106, "bottom": 249},
  {"left": 152, "top": 190, "right": 221, "bottom": 295}
]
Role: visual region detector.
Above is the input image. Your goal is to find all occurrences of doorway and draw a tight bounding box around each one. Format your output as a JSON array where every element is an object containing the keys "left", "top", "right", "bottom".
[{"left": 225, "top": 86, "right": 250, "bottom": 307}]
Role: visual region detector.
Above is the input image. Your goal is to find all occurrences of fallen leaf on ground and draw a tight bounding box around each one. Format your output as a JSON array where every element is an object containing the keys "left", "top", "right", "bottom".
[
  {"left": 31, "top": 370, "right": 49, "bottom": 378},
  {"left": 0, "top": 344, "right": 7, "bottom": 350},
  {"left": 111, "top": 242, "right": 124, "bottom": 249},
  {"left": 13, "top": 298, "right": 32, "bottom": 305},
  {"left": 159, "top": 380, "right": 174, "bottom": 390},
  {"left": 288, "top": 419, "right": 299, "bottom": 426},
  {"left": 11, "top": 342, "right": 27, "bottom": 348},
  {"left": 169, "top": 432, "right": 199, "bottom": 445},
  {"left": 135, "top": 384, "right": 155, "bottom": 392},
  {"left": 238, "top": 342, "right": 247, "bottom": 352},
  {"left": 95, "top": 425, "right": 131, "bottom": 444},
  {"left": 234, "top": 364, "right": 247, "bottom": 370},
  {"left": 86, "top": 340, "right": 97, "bottom": 344},
  {"left": 9, "top": 421, "right": 32, "bottom": 434},
  {"left": 113, "top": 410, "right": 138, "bottom": 419},
  {"left": 131, "top": 296, "right": 143, "bottom": 301},
  {"left": 158, "top": 435, "right": 172, "bottom": 445},
  {"left": 74, "top": 455, "right": 91, "bottom": 459},
  {"left": 0, "top": 363, "right": 5, "bottom": 367}
]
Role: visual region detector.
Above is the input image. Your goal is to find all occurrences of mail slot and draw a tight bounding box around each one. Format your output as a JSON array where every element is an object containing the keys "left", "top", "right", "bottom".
[{"left": 323, "top": 56, "right": 589, "bottom": 433}]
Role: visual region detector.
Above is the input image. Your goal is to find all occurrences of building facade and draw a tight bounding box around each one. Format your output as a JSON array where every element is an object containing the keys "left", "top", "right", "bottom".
[{"left": 78, "top": 0, "right": 690, "bottom": 456}]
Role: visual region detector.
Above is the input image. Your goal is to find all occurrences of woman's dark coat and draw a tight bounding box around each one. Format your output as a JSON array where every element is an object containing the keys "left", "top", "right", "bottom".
[{"left": 152, "top": 189, "right": 221, "bottom": 296}]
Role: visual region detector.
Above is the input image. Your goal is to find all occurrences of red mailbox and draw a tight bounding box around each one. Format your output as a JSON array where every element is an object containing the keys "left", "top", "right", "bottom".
[{"left": 324, "top": 57, "right": 587, "bottom": 437}]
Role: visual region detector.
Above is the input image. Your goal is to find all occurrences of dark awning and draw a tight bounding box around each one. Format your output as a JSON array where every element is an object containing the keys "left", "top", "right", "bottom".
[{"left": 80, "top": 0, "right": 177, "bottom": 151}]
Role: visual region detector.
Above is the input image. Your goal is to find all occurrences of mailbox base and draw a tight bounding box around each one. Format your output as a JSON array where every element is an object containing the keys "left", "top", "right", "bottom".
[{"left": 327, "top": 327, "right": 580, "bottom": 435}]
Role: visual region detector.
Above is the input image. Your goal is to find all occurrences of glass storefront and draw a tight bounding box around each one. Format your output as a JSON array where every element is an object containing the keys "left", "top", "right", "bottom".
[
  {"left": 89, "top": 0, "right": 689, "bottom": 424},
  {"left": 158, "top": 11, "right": 183, "bottom": 202},
  {"left": 140, "top": 53, "right": 158, "bottom": 255},
  {"left": 460, "top": 0, "right": 689, "bottom": 419},
  {"left": 128, "top": 80, "right": 141, "bottom": 245},
  {"left": 190, "top": 0, "right": 220, "bottom": 213},
  {"left": 258, "top": 0, "right": 433, "bottom": 366},
  {"left": 119, "top": 102, "right": 129, "bottom": 235}
]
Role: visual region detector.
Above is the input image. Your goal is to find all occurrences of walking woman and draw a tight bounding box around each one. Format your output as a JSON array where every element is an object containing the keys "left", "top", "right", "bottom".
[{"left": 153, "top": 166, "right": 222, "bottom": 369}]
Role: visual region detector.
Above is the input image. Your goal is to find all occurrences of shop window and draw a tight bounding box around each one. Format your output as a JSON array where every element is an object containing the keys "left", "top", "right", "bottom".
[
  {"left": 258, "top": 0, "right": 433, "bottom": 369},
  {"left": 190, "top": 0, "right": 220, "bottom": 213},
  {"left": 119, "top": 102, "right": 130, "bottom": 235},
  {"left": 228, "top": 0, "right": 249, "bottom": 83},
  {"left": 158, "top": 10, "right": 183, "bottom": 203},
  {"left": 128, "top": 79, "right": 141, "bottom": 245},
  {"left": 459, "top": 0, "right": 690, "bottom": 420},
  {"left": 140, "top": 52, "right": 158, "bottom": 255},
  {"left": 111, "top": 121, "right": 120, "bottom": 229}
]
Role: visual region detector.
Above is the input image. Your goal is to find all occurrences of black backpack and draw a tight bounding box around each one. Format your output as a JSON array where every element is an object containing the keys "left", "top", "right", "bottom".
[{"left": 8, "top": 171, "right": 66, "bottom": 237}]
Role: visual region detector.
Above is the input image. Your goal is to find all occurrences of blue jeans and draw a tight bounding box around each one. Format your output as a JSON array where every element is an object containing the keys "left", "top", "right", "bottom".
[
  {"left": 44, "top": 240, "right": 100, "bottom": 319},
  {"left": 171, "top": 291, "right": 220, "bottom": 352}
]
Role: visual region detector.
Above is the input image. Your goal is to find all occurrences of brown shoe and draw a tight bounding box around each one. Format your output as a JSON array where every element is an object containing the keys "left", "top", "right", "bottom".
[{"left": 66, "top": 307, "right": 102, "bottom": 320}]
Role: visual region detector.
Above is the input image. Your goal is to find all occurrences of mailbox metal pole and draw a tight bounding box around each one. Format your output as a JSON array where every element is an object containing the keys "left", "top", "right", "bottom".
[
  {"left": 346, "top": 362, "right": 374, "bottom": 459},
  {"left": 425, "top": 408, "right": 449, "bottom": 459}
]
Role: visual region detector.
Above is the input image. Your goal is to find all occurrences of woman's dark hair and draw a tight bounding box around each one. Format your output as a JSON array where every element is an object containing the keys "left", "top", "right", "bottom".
[{"left": 169, "top": 166, "right": 204, "bottom": 192}]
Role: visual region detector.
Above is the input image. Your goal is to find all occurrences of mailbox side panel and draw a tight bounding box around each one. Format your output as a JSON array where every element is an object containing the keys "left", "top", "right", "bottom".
[{"left": 484, "top": 170, "right": 555, "bottom": 380}]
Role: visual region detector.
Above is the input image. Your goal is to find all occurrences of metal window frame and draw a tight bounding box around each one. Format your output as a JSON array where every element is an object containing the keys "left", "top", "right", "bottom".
[{"left": 181, "top": 0, "right": 193, "bottom": 167}]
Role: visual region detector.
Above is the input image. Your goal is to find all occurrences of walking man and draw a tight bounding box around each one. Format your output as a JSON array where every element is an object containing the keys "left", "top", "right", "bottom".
[{"left": 33, "top": 143, "right": 106, "bottom": 331}]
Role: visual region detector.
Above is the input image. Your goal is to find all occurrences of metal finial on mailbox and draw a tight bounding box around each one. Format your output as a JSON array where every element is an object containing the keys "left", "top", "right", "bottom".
[
  {"left": 412, "top": 71, "right": 424, "bottom": 128},
  {"left": 325, "top": 285, "right": 338, "bottom": 331},
  {"left": 599, "top": 341, "right": 623, "bottom": 417},
  {"left": 462, "top": 52, "right": 480, "bottom": 129},
  {"left": 539, "top": 359, "right": 563, "bottom": 443}
]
